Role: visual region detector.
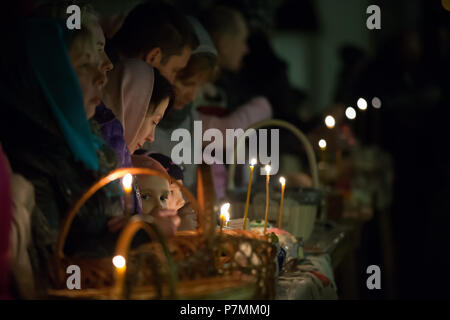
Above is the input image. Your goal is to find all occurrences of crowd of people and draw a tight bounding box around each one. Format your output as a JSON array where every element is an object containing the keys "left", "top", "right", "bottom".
[{"left": 0, "top": 0, "right": 277, "bottom": 299}]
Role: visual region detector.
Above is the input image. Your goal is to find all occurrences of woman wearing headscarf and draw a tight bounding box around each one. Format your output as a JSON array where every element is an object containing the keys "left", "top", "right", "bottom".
[
  {"left": 0, "top": 16, "right": 148, "bottom": 295},
  {"left": 99, "top": 58, "right": 179, "bottom": 235}
]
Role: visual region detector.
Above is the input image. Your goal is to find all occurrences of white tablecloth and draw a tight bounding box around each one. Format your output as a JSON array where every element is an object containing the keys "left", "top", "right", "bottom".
[{"left": 276, "top": 254, "right": 338, "bottom": 300}]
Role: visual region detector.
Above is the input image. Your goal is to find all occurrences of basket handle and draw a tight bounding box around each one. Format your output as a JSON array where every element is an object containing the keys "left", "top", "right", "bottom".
[
  {"left": 227, "top": 119, "right": 319, "bottom": 190},
  {"left": 111, "top": 216, "right": 177, "bottom": 299},
  {"left": 56, "top": 168, "right": 203, "bottom": 261}
]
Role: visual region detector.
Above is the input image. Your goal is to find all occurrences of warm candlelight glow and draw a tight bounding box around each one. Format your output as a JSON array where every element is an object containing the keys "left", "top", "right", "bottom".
[
  {"left": 263, "top": 166, "right": 271, "bottom": 234},
  {"left": 113, "top": 255, "right": 126, "bottom": 269},
  {"left": 243, "top": 160, "right": 256, "bottom": 230},
  {"left": 220, "top": 202, "right": 230, "bottom": 223},
  {"left": 357, "top": 98, "right": 368, "bottom": 110},
  {"left": 122, "top": 173, "right": 133, "bottom": 193},
  {"left": 324, "top": 115, "right": 336, "bottom": 129},
  {"left": 345, "top": 107, "right": 356, "bottom": 120},
  {"left": 318, "top": 139, "right": 327, "bottom": 150},
  {"left": 278, "top": 177, "right": 286, "bottom": 229}
]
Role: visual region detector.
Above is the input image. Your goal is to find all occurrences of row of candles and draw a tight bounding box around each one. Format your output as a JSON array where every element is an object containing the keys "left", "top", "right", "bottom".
[
  {"left": 219, "top": 159, "right": 287, "bottom": 235},
  {"left": 318, "top": 97, "right": 381, "bottom": 159},
  {"left": 114, "top": 164, "right": 288, "bottom": 280}
]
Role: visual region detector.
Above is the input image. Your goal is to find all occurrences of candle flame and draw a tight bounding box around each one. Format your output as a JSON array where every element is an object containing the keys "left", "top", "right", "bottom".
[
  {"left": 318, "top": 139, "right": 327, "bottom": 150},
  {"left": 357, "top": 98, "right": 368, "bottom": 110},
  {"left": 220, "top": 202, "right": 230, "bottom": 222},
  {"left": 345, "top": 106, "right": 356, "bottom": 120},
  {"left": 113, "top": 255, "right": 126, "bottom": 269},
  {"left": 279, "top": 176, "right": 286, "bottom": 186},
  {"left": 122, "top": 173, "right": 133, "bottom": 191},
  {"left": 264, "top": 165, "right": 271, "bottom": 174},
  {"left": 250, "top": 158, "right": 257, "bottom": 166},
  {"left": 324, "top": 115, "right": 336, "bottom": 129}
]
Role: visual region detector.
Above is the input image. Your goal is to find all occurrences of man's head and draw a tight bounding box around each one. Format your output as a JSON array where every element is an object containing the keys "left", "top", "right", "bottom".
[
  {"left": 202, "top": 6, "right": 249, "bottom": 72},
  {"left": 112, "top": 1, "right": 198, "bottom": 83}
]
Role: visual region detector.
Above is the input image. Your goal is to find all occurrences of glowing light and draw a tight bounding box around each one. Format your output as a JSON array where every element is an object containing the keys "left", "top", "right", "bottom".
[
  {"left": 372, "top": 97, "right": 382, "bottom": 109},
  {"left": 122, "top": 173, "right": 133, "bottom": 193},
  {"left": 220, "top": 203, "right": 230, "bottom": 222},
  {"left": 264, "top": 165, "right": 271, "bottom": 175},
  {"left": 113, "top": 255, "right": 126, "bottom": 269},
  {"left": 345, "top": 107, "right": 357, "bottom": 120},
  {"left": 324, "top": 115, "right": 336, "bottom": 129},
  {"left": 357, "top": 98, "right": 368, "bottom": 110},
  {"left": 318, "top": 139, "right": 327, "bottom": 150},
  {"left": 279, "top": 176, "right": 286, "bottom": 186},
  {"left": 250, "top": 158, "right": 257, "bottom": 167}
]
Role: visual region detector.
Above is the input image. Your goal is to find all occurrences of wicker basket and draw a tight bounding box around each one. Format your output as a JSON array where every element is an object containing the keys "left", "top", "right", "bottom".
[{"left": 47, "top": 168, "right": 257, "bottom": 300}]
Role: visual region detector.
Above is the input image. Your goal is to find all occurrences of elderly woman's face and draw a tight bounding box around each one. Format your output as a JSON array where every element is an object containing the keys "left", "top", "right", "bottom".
[{"left": 69, "top": 22, "right": 113, "bottom": 118}]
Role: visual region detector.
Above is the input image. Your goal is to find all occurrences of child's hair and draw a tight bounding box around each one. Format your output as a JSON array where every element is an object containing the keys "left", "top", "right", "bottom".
[
  {"left": 148, "top": 68, "right": 175, "bottom": 115},
  {"left": 134, "top": 150, "right": 184, "bottom": 182},
  {"left": 176, "top": 52, "right": 220, "bottom": 83}
]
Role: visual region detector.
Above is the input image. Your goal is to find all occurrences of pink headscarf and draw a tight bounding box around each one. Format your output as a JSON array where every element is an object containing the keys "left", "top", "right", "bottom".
[
  {"left": 103, "top": 58, "right": 154, "bottom": 153},
  {"left": 0, "top": 145, "right": 12, "bottom": 299}
]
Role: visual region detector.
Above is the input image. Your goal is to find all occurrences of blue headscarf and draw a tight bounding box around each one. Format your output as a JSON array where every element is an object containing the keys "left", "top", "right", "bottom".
[{"left": 25, "top": 18, "right": 101, "bottom": 171}]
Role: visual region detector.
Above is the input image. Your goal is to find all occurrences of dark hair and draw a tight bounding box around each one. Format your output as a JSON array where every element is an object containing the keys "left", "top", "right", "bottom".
[
  {"left": 133, "top": 150, "right": 184, "bottom": 181},
  {"left": 201, "top": 5, "right": 243, "bottom": 39},
  {"left": 112, "top": 1, "right": 198, "bottom": 63},
  {"left": 149, "top": 68, "right": 175, "bottom": 114}
]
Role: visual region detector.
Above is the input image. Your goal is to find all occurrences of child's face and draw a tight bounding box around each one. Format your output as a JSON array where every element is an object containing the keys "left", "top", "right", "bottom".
[
  {"left": 167, "top": 179, "right": 185, "bottom": 211},
  {"left": 138, "top": 175, "right": 170, "bottom": 215},
  {"left": 69, "top": 22, "right": 113, "bottom": 118}
]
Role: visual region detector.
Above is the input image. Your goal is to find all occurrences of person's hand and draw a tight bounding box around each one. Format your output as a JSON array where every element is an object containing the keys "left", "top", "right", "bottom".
[{"left": 149, "top": 208, "right": 180, "bottom": 237}]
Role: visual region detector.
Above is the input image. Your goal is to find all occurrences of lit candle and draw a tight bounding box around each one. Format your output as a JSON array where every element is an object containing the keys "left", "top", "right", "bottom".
[
  {"left": 220, "top": 203, "right": 230, "bottom": 233},
  {"left": 318, "top": 139, "right": 327, "bottom": 163},
  {"left": 324, "top": 115, "right": 336, "bottom": 129},
  {"left": 122, "top": 173, "right": 133, "bottom": 219},
  {"left": 263, "top": 165, "right": 271, "bottom": 234},
  {"left": 243, "top": 158, "right": 257, "bottom": 230},
  {"left": 278, "top": 177, "right": 286, "bottom": 229},
  {"left": 112, "top": 255, "right": 126, "bottom": 298},
  {"left": 345, "top": 106, "right": 356, "bottom": 120},
  {"left": 357, "top": 97, "right": 368, "bottom": 111}
]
